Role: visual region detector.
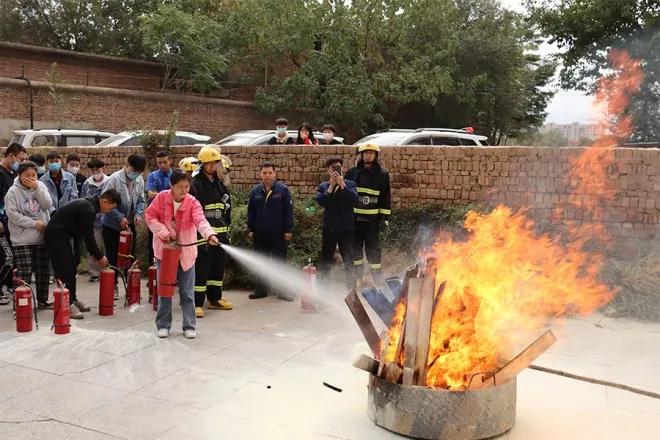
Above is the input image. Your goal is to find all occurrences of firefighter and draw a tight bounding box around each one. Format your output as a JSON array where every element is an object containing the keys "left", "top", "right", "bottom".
[
  {"left": 344, "top": 143, "right": 391, "bottom": 286},
  {"left": 190, "top": 145, "right": 232, "bottom": 317},
  {"left": 178, "top": 157, "right": 200, "bottom": 176}
]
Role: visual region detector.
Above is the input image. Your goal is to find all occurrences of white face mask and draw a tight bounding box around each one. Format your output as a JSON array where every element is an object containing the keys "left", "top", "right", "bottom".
[
  {"left": 68, "top": 166, "right": 80, "bottom": 175},
  {"left": 93, "top": 171, "right": 104, "bottom": 181},
  {"left": 323, "top": 133, "right": 334, "bottom": 142}
]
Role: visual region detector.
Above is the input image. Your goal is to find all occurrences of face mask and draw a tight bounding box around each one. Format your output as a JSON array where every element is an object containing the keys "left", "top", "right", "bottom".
[
  {"left": 276, "top": 127, "right": 287, "bottom": 136},
  {"left": 68, "top": 166, "right": 80, "bottom": 175},
  {"left": 323, "top": 133, "right": 334, "bottom": 142},
  {"left": 127, "top": 171, "right": 139, "bottom": 181},
  {"left": 37, "top": 166, "right": 45, "bottom": 175},
  {"left": 48, "top": 162, "right": 61, "bottom": 173},
  {"left": 10, "top": 161, "right": 19, "bottom": 172},
  {"left": 93, "top": 171, "right": 104, "bottom": 181}
]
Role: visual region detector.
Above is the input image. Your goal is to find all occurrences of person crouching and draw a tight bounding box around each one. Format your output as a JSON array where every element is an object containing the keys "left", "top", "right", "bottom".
[{"left": 145, "top": 170, "right": 219, "bottom": 339}]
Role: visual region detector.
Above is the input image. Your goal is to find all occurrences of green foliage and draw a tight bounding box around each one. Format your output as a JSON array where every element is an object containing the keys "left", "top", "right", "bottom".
[
  {"left": 46, "top": 63, "right": 69, "bottom": 129},
  {"left": 138, "top": 110, "right": 178, "bottom": 160}
]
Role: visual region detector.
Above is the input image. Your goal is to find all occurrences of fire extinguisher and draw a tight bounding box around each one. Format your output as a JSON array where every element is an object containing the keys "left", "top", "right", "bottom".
[
  {"left": 148, "top": 264, "right": 158, "bottom": 311},
  {"left": 126, "top": 262, "right": 141, "bottom": 306},
  {"left": 158, "top": 244, "right": 181, "bottom": 298},
  {"left": 301, "top": 258, "right": 317, "bottom": 312},
  {"left": 52, "top": 281, "right": 70, "bottom": 335},
  {"left": 117, "top": 229, "right": 133, "bottom": 269},
  {"left": 15, "top": 280, "right": 38, "bottom": 332},
  {"left": 99, "top": 268, "right": 115, "bottom": 316}
]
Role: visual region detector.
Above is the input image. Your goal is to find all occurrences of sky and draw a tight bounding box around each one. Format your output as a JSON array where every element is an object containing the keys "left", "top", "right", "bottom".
[{"left": 499, "top": 0, "right": 595, "bottom": 124}]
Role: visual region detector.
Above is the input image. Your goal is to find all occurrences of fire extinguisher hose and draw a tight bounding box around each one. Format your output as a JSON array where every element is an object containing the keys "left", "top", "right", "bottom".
[
  {"left": 108, "top": 264, "right": 131, "bottom": 307},
  {"left": 174, "top": 238, "right": 210, "bottom": 247}
]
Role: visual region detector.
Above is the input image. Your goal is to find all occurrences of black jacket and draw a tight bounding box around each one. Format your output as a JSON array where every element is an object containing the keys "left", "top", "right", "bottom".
[
  {"left": 46, "top": 197, "right": 103, "bottom": 260},
  {"left": 344, "top": 163, "right": 391, "bottom": 223},
  {"left": 316, "top": 179, "right": 358, "bottom": 232},
  {"left": 319, "top": 139, "right": 342, "bottom": 145},
  {"left": 191, "top": 173, "right": 231, "bottom": 240},
  {"left": 267, "top": 136, "right": 295, "bottom": 145},
  {"left": 247, "top": 181, "right": 294, "bottom": 235}
]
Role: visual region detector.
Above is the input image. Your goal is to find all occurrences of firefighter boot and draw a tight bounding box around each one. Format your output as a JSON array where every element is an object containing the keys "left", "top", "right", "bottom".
[
  {"left": 195, "top": 307, "right": 205, "bottom": 318},
  {"left": 207, "top": 298, "right": 233, "bottom": 310}
]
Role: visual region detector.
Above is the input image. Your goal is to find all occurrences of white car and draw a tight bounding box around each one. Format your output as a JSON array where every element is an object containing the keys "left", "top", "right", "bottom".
[
  {"left": 355, "top": 128, "right": 489, "bottom": 146},
  {"left": 10, "top": 129, "right": 114, "bottom": 147},
  {"left": 216, "top": 130, "right": 344, "bottom": 145},
  {"left": 96, "top": 130, "right": 211, "bottom": 147}
]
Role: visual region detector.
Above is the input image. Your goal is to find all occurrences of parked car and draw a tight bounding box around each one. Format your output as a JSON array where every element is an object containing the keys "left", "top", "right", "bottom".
[
  {"left": 216, "top": 130, "right": 344, "bottom": 146},
  {"left": 10, "top": 128, "right": 114, "bottom": 147},
  {"left": 354, "top": 128, "right": 489, "bottom": 146},
  {"left": 95, "top": 130, "right": 211, "bottom": 147}
]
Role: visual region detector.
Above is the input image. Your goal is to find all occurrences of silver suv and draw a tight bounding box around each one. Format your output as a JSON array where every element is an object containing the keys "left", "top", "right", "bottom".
[
  {"left": 10, "top": 128, "right": 114, "bottom": 147},
  {"left": 216, "top": 130, "right": 344, "bottom": 145},
  {"left": 355, "top": 128, "right": 489, "bottom": 146}
]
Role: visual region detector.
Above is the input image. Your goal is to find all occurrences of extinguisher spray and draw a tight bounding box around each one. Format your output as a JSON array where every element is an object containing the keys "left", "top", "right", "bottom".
[
  {"left": 301, "top": 257, "right": 317, "bottom": 312},
  {"left": 52, "top": 280, "right": 70, "bottom": 335}
]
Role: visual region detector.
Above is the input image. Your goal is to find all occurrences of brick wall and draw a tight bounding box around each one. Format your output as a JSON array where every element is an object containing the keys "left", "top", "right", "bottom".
[{"left": 15, "top": 144, "right": 660, "bottom": 241}]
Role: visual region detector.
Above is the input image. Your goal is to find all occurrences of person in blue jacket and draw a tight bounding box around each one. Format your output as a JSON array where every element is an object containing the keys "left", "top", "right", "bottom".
[
  {"left": 40, "top": 151, "right": 78, "bottom": 213},
  {"left": 247, "top": 162, "right": 294, "bottom": 301},
  {"left": 316, "top": 157, "right": 358, "bottom": 288}
]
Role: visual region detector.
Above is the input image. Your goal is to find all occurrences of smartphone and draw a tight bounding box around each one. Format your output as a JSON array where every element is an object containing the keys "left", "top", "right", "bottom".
[{"left": 331, "top": 163, "right": 342, "bottom": 174}]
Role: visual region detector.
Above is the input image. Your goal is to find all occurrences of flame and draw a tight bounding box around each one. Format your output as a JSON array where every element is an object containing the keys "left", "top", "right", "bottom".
[{"left": 382, "top": 50, "right": 642, "bottom": 390}]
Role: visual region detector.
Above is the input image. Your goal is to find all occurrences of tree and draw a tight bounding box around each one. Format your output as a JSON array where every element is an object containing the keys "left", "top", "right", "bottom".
[
  {"left": 527, "top": 0, "right": 660, "bottom": 141},
  {"left": 47, "top": 63, "right": 70, "bottom": 129}
]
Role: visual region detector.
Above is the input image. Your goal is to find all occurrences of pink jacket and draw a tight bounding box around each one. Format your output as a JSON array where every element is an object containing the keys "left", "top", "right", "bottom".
[{"left": 145, "top": 190, "right": 215, "bottom": 271}]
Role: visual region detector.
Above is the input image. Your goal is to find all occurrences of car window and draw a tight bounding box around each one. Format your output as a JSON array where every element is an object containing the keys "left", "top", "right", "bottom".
[
  {"left": 459, "top": 138, "right": 478, "bottom": 146},
  {"left": 404, "top": 136, "right": 432, "bottom": 145},
  {"left": 355, "top": 132, "right": 408, "bottom": 145},
  {"left": 96, "top": 134, "right": 125, "bottom": 146},
  {"left": 31, "top": 135, "right": 60, "bottom": 147},
  {"left": 120, "top": 136, "right": 142, "bottom": 146},
  {"left": 432, "top": 136, "right": 460, "bottom": 146},
  {"left": 64, "top": 136, "right": 98, "bottom": 146},
  {"left": 169, "top": 136, "right": 187, "bottom": 145},
  {"left": 10, "top": 135, "right": 24, "bottom": 146},
  {"left": 479, "top": 139, "right": 490, "bottom": 146}
]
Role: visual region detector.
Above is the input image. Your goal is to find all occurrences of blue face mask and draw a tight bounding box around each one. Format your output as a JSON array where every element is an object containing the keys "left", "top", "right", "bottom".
[
  {"left": 37, "top": 166, "right": 45, "bottom": 175},
  {"left": 10, "top": 161, "right": 19, "bottom": 172},
  {"left": 127, "top": 171, "right": 140, "bottom": 181},
  {"left": 276, "top": 127, "right": 287, "bottom": 135},
  {"left": 48, "top": 162, "right": 61, "bottom": 173}
]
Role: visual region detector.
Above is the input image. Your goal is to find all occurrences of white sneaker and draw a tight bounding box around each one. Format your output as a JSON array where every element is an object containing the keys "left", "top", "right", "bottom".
[
  {"left": 70, "top": 304, "right": 84, "bottom": 320},
  {"left": 183, "top": 329, "right": 196, "bottom": 339},
  {"left": 157, "top": 328, "right": 169, "bottom": 338}
]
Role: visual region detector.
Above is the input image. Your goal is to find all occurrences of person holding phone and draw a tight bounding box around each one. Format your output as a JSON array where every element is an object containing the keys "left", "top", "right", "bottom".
[{"left": 315, "top": 157, "right": 358, "bottom": 288}]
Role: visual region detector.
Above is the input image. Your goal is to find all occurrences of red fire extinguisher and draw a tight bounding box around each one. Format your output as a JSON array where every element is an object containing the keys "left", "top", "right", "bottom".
[
  {"left": 126, "top": 263, "right": 141, "bottom": 306},
  {"left": 301, "top": 258, "right": 317, "bottom": 312},
  {"left": 148, "top": 264, "right": 158, "bottom": 311},
  {"left": 15, "top": 284, "right": 36, "bottom": 332},
  {"left": 52, "top": 282, "right": 70, "bottom": 335},
  {"left": 99, "top": 268, "right": 115, "bottom": 316},
  {"left": 117, "top": 229, "right": 133, "bottom": 269},
  {"left": 158, "top": 244, "right": 180, "bottom": 298}
]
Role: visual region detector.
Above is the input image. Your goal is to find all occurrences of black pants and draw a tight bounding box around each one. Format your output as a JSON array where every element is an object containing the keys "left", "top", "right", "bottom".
[
  {"left": 253, "top": 232, "right": 287, "bottom": 296},
  {"left": 147, "top": 230, "right": 155, "bottom": 265},
  {"left": 0, "top": 216, "right": 13, "bottom": 291},
  {"left": 45, "top": 229, "right": 77, "bottom": 304},
  {"left": 353, "top": 220, "right": 383, "bottom": 284},
  {"left": 103, "top": 224, "right": 137, "bottom": 286},
  {"left": 194, "top": 244, "right": 226, "bottom": 307},
  {"left": 319, "top": 229, "right": 355, "bottom": 288}
]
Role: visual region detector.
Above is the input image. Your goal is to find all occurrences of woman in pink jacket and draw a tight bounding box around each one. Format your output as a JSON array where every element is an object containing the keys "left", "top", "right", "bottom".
[{"left": 146, "top": 171, "right": 219, "bottom": 339}]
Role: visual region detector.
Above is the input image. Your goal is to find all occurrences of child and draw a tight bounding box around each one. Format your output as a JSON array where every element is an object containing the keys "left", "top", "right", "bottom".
[{"left": 145, "top": 170, "right": 219, "bottom": 339}]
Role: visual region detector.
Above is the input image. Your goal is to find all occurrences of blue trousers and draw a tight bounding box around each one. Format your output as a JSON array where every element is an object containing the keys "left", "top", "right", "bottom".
[{"left": 155, "top": 260, "right": 196, "bottom": 331}]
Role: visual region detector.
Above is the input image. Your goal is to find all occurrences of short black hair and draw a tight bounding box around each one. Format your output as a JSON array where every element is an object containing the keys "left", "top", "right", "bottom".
[
  {"left": 260, "top": 161, "right": 275, "bottom": 171},
  {"left": 100, "top": 189, "right": 121, "bottom": 205},
  {"left": 170, "top": 169, "right": 192, "bottom": 186},
  {"left": 87, "top": 158, "right": 105, "bottom": 169},
  {"left": 156, "top": 150, "right": 170, "bottom": 158},
  {"left": 322, "top": 124, "right": 336, "bottom": 133},
  {"left": 275, "top": 118, "right": 288, "bottom": 126},
  {"left": 4, "top": 143, "right": 26, "bottom": 157},
  {"left": 127, "top": 154, "right": 147, "bottom": 172},
  {"left": 17, "top": 161, "right": 37, "bottom": 175},
  {"left": 28, "top": 153, "right": 45, "bottom": 166},
  {"left": 325, "top": 156, "right": 343, "bottom": 168},
  {"left": 66, "top": 153, "right": 81, "bottom": 163},
  {"left": 46, "top": 151, "right": 61, "bottom": 161}
]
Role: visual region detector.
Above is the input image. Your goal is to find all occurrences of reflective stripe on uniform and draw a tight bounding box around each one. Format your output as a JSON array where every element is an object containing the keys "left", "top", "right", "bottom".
[
  {"left": 354, "top": 208, "right": 379, "bottom": 215},
  {"left": 212, "top": 226, "right": 229, "bottom": 233},
  {"left": 369, "top": 263, "right": 382, "bottom": 270},
  {"left": 206, "top": 280, "right": 223, "bottom": 287},
  {"left": 204, "top": 203, "right": 225, "bottom": 210},
  {"left": 353, "top": 259, "right": 364, "bottom": 266},
  {"left": 193, "top": 285, "right": 207, "bottom": 292},
  {"left": 357, "top": 187, "right": 380, "bottom": 196},
  {"left": 379, "top": 208, "right": 391, "bottom": 215}
]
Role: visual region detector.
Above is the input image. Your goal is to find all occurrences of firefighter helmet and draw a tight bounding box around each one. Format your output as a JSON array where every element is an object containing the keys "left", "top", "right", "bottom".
[
  {"left": 220, "top": 154, "right": 232, "bottom": 171},
  {"left": 197, "top": 145, "right": 222, "bottom": 163},
  {"left": 358, "top": 143, "right": 381, "bottom": 154},
  {"left": 178, "top": 157, "right": 200, "bottom": 172}
]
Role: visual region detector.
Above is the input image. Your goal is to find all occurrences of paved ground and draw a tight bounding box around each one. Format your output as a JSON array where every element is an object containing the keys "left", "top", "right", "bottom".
[{"left": 0, "top": 280, "right": 659, "bottom": 440}]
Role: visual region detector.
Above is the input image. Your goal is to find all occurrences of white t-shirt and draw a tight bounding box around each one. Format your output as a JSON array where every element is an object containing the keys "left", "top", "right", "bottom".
[{"left": 173, "top": 199, "right": 181, "bottom": 213}]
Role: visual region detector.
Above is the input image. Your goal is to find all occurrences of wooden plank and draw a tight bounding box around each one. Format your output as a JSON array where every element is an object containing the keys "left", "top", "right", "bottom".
[
  {"left": 378, "top": 333, "right": 390, "bottom": 377},
  {"left": 383, "top": 363, "right": 404, "bottom": 383},
  {"left": 402, "top": 367, "right": 414, "bottom": 385},
  {"left": 402, "top": 278, "right": 423, "bottom": 385},
  {"left": 352, "top": 354, "right": 379, "bottom": 375},
  {"left": 345, "top": 289, "right": 381, "bottom": 357},
  {"left": 415, "top": 274, "right": 436, "bottom": 386},
  {"left": 470, "top": 330, "right": 557, "bottom": 390}
]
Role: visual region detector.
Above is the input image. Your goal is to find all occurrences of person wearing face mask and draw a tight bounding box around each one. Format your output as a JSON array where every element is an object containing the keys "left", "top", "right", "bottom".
[
  {"left": 0, "top": 143, "right": 28, "bottom": 305},
  {"left": 28, "top": 153, "right": 47, "bottom": 178},
  {"left": 267, "top": 118, "right": 295, "bottom": 145},
  {"left": 66, "top": 153, "right": 86, "bottom": 195},
  {"left": 296, "top": 122, "right": 318, "bottom": 145},
  {"left": 80, "top": 159, "right": 109, "bottom": 282},
  {"left": 319, "top": 124, "right": 342, "bottom": 145},
  {"left": 102, "top": 154, "right": 146, "bottom": 299},
  {"left": 40, "top": 151, "right": 78, "bottom": 213}
]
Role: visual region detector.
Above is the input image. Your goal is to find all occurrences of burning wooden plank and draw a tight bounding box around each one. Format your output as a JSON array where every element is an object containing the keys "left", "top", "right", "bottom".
[
  {"left": 402, "top": 277, "right": 423, "bottom": 385},
  {"left": 415, "top": 272, "right": 436, "bottom": 386},
  {"left": 378, "top": 333, "right": 390, "bottom": 377},
  {"left": 382, "top": 363, "right": 403, "bottom": 383},
  {"left": 353, "top": 354, "right": 379, "bottom": 375},
  {"left": 345, "top": 289, "right": 381, "bottom": 357},
  {"left": 469, "top": 329, "right": 557, "bottom": 390}
]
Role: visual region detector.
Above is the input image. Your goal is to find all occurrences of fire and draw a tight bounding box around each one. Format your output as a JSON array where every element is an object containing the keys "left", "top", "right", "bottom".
[{"left": 382, "top": 50, "right": 642, "bottom": 390}]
